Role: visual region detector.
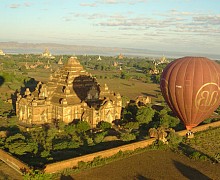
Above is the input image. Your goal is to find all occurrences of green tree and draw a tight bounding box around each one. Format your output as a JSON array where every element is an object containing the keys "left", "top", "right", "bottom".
[
  {"left": 136, "top": 106, "right": 155, "bottom": 124},
  {"left": 76, "top": 121, "right": 91, "bottom": 133},
  {"left": 145, "top": 74, "right": 152, "bottom": 83},
  {"left": 122, "top": 104, "right": 138, "bottom": 122},
  {"left": 97, "top": 121, "right": 112, "bottom": 131},
  {"left": 5, "top": 133, "right": 38, "bottom": 155},
  {"left": 120, "top": 133, "right": 136, "bottom": 142},
  {"left": 65, "top": 123, "right": 77, "bottom": 136},
  {"left": 158, "top": 109, "right": 180, "bottom": 128},
  {"left": 166, "top": 131, "right": 183, "bottom": 146},
  {"left": 124, "top": 122, "right": 139, "bottom": 132},
  {"left": 94, "top": 133, "right": 105, "bottom": 144},
  {"left": 151, "top": 75, "right": 161, "bottom": 84},
  {"left": 120, "top": 71, "right": 130, "bottom": 79}
]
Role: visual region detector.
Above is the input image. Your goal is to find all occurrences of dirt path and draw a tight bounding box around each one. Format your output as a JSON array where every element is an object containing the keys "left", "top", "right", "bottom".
[
  {"left": 0, "top": 161, "right": 23, "bottom": 180},
  {"left": 71, "top": 150, "right": 220, "bottom": 180}
]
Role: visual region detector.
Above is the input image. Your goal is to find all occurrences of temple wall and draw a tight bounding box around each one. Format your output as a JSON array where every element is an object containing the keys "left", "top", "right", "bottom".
[
  {"left": 44, "top": 138, "right": 156, "bottom": 173},
  {"left": 44, "top": 120, "right": 220, "bottom": 174}
]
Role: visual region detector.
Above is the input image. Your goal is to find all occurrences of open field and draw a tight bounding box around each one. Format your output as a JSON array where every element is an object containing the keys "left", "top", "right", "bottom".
[
  {"left": 27, "top": 69, "right": 161, "bottom": 102},
  {"left": 69, "top": 125, "right": 220, "bottom": 179},
  {"left": 97, "top": 78, "right": 160, "bottom": 102},
  {"left": 185, "top": 127, "right": 220, "bottom": 162},
  {"left": 71, "top": 149, "right": 220, "bottom": 180}
]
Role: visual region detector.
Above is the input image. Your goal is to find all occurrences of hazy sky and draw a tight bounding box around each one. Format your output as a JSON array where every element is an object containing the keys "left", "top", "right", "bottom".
[{"left": 1, "top": 0, "right": 220, "bottom": 54}]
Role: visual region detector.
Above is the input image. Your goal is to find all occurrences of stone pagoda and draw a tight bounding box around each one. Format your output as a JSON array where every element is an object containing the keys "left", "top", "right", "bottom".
[
  {"left": 0, "top": 50, "right": 5, "bottom": 56},
  {"left": 16, "top": 57, "right": 122, "bottom": 127},
  {"left": 41, "top": 48, "right": 55, "bottom": 59}
]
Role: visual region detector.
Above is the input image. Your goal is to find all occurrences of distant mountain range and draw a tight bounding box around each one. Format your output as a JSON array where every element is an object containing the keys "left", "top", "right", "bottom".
[{"left": 0, "top": 41, "right": 219, "bottom": 60}]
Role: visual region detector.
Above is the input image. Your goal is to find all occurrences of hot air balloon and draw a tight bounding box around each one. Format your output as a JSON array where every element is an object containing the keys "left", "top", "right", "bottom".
[{"left": 160, "top": 57, "right": 220, "bottom": 132}]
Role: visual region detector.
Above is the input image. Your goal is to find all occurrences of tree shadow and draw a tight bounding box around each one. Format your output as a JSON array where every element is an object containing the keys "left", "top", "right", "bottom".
[
  {"left": 141, "top": 92, "right": 156, "bottom": 98},
  {"left": 121, "top": 83, "right": 131, "bottom": 86},
  {"left": 177, "top": 143, "right": 217, "bottom": 162},
  {"left": 154, "top": 89, "right": 161, "bottom": 93},
  {"left": 134, "top": 174, "right": 151, "bottom": 180},
  {"left": 0, "top": 76, "right": 4, "bottom": 87},
  {"left": 173, "top": 160, "right": 211, "bottom": 180},
  {"left": 60, "top": 174, "right": 74, "bottom": 180}
]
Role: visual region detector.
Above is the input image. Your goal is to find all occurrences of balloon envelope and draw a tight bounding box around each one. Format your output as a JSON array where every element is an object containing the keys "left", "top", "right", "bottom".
[{"left": 160, "top": 57, "right": 220, "bottom": 130}]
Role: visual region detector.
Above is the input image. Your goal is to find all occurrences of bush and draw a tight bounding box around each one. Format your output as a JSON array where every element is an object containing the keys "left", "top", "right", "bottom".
[
  {"left": 190, "top": 151, "right": 201, "bottom": 160},
  {"left": 167, "top": 131, "right": 183, "bottom": 146},
  {"left": 97, "top": 121, "right": 112, "bottom": 131},
  {"left": 86, "top": 137, "right": 93, "bottom": 145},
  {"left": 149, "top": 140, "right": 168, "bottom": 150},
  {"left": 94, "top": 132, "right": 105, "bottom": 144},
  {"left": 120, "top": 133, "right": 136, "bottom": 142},
  {"left": 23, "top": 170, "right": 52, "bottom": 180},
  {"left": 40, "top": 150, "right": 50, "bottom": 158}
]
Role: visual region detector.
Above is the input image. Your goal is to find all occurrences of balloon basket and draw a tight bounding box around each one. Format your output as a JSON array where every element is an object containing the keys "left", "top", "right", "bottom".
[{"left": 186, "top": 131, "right": 194, "bottom": 139}]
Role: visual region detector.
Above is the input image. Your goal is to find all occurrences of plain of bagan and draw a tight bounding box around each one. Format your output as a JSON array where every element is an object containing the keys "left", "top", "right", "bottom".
[{"left": 71, "top": 150, "right": 220, "bottom": 180}]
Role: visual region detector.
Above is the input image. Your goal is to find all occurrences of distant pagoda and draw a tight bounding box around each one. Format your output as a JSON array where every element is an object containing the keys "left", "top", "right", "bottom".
[
  {"left": 41, "top": 48, "right": 55, "bottom": 59},
  {"left": 58, "top": 57, "right": 63, "bottom": 65},
  {"left": 0, "top": 49, "right": 5, "bottom": 56},
  {"left": 97, "top": 55, "right": 102, "bottom": 61}
]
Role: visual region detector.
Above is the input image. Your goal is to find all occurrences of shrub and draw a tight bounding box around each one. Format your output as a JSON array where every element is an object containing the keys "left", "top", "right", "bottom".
[
  {"left": 86, "top": 137, "right": 93, "bottom": 145},
  {"left": 40, "top": 150, "right": 50, "bottom": 158},
  {"left": 23, "top": 170, "right": 52, "bottom": 180},
  {"left": 94, "top": 132, "right": 105, "bottom": 144},
  {"left": 167, "top": 131, "right": 183, "bottom": 146},
  {"left": 190, "top": 151, "right": 201, "bottom": 160},
  {"left": 97, "top": 121, "right": 112, "bottom": 131},
  {"left": 150, "top": 140, "right": 168, "bottom": 150},
  {"left": 120, "top": 133, "right": 136, "bottom": 142}
]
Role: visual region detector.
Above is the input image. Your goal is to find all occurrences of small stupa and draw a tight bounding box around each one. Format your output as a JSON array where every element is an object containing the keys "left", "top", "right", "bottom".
[{"left": 0, "top": 50, "right": 5, "bottom": 56}]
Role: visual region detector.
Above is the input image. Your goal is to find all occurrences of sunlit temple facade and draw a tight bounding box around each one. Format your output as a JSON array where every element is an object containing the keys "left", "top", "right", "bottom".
[{"left": 16, "top": 57, "right": 122, "bottom": 127}]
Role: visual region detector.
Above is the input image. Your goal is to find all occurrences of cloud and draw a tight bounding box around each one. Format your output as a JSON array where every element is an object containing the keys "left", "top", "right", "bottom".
[
  {"left": 9, "top": 2, "right": 32, "bottom": 9},
  {"left": 97, "top": 0, "right": 147, "bottom": 5},
  {"left": 63, "top": 12, "right": 108, "bottom": 21},
  {"left": 62, "top": 8, "right": 220, "bottom": 43},
  {"left": 24, "top": 2, "right": 32, "bottom": 7},
  {"left": 9, "top": 4, "right": 20, "bottom": 8},
  {"left": 98, "top": 16, "right": 173, "bottom": 28},
  {"left": 80, "top": 3, "right": 97, "bottom": 7},
  {"left": 98, "top": 0, "right": 121, "bottom": 4},
  {"left": 193, "top": 15, "right": 220, "bottom": 25}
]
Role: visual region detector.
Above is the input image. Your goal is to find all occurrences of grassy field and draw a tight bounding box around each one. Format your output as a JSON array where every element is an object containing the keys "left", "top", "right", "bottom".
[
  {"left": 71, "top": 149, "right": 220, "bottom": 180},
  {"left": 27, "top": 69, "right": 161, "bottom": 102},
  {"left": 71, "top": 128, "right": 220, "bottom": 179},
  {"left": 184, "top": 127, "right": 220, "bottom": 162},
  {"left": 97, "top": 78, "right": 160, "bottom": 102}
]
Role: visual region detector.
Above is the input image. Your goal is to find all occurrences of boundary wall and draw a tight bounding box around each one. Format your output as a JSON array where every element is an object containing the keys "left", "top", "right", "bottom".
[
  {"left": 1, "top": 121, "right": 220, "bottom": 174},
  {"left": 44, "top": 120, "right": 220, "bottom": 173}
]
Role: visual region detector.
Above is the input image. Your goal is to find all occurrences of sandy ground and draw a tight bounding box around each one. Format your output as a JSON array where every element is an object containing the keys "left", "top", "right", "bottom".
[
  {"left": 70, "top": 150, "right": 220, "bottom": 180},
  {"left": 0, "top": 161, "right": 23, "bottom": 180}
]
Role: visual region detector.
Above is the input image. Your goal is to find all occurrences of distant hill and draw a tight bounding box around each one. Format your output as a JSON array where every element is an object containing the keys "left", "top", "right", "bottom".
[{"left": 0, "top": 42, "right": 219, "bottom": 60}]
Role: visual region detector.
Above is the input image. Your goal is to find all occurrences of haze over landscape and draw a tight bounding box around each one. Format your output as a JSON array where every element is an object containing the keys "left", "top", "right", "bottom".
[{"left": 0, "top": 0, "right": 220, "bottom": 58}]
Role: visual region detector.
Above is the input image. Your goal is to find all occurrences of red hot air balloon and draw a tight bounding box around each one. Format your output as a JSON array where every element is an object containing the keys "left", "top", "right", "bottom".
[{"left": 160, "top": 57, "right": 220, "bottom": 131}]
